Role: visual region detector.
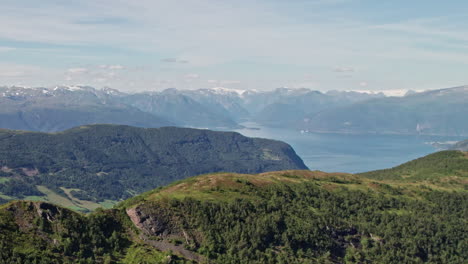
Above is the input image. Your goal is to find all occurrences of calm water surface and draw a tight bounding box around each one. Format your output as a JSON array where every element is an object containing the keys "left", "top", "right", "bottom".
[{"left": 233, "top": 122, "right": 465, "bottom": 173}]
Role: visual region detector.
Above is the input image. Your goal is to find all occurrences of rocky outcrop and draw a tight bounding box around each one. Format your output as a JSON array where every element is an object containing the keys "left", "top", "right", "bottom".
[
  {"left": 126, "top": 205, "right": 204, "bottom": 262},
  {"left": 126, "top": 206, "right": 178, "bottom": 237}
]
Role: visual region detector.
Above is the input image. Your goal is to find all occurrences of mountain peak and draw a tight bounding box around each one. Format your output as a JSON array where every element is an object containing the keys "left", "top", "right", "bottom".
[{"left": 208, "top": 87, "right": 247, "bottom": 96}]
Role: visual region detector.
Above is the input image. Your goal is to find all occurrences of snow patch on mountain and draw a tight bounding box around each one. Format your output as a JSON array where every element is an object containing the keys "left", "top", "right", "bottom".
[
  {"left": 209, "top": 87, "right": 247, "bottom": 96},
  {"left": 346, "top": 89, "right": 425, "bottom": 97}
]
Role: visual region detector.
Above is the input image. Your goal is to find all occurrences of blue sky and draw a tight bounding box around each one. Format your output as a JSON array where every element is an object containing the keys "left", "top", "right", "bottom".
[{"left": 1, "top": 0, "right": 468, "bottom": 92}]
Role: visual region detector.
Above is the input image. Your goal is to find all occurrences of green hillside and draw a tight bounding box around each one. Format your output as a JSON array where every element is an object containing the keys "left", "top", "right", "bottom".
[
  {"left": 0, "top": 125, "right": 307, "bottom": 212},
  {"left": 359, "top": 151, "right": 468, "bottom": 190},
  {"left": 1, "top": 154, "right": 467, "bottom": 263}
]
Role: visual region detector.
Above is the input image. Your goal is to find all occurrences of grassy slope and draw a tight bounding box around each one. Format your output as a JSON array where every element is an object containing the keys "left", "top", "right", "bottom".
[
  {"left": 120, "top": 171, "right": 372, "bottom": 208},
  {"left": 23, "top": 186, "right": 116, "bottom": 213},
  {"left": 359, "top": 150, "right": 468, "bottom": 191},
  {"left": 121, "top": 157, "right": 468, "bottom": 210}
]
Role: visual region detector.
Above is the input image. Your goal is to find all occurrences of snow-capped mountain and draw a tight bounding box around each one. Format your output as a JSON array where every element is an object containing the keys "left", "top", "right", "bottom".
[{"left": 1, "top": 85, "right": 468, "bottom": 135}]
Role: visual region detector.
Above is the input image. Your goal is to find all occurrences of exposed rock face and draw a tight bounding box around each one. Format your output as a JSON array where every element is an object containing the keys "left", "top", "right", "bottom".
[
  {"left": 4, "top": 201, "right": 66, "bottom": 233},
  {"left": 34, "top": 202, "right": 61, "bottom": 222},
  {"left": 126, "top": 205, "right": 204, "bottom": 262},
  {"left": 126, "top": 206, "right": 178, "bottom": 237}
]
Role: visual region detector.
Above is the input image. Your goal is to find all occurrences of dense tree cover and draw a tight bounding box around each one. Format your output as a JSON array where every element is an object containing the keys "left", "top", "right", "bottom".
[
  {"left": 0, "top": 201, "right": 189, "bottom": 264},
  {"left": 0, "top": 148, "right": 466, "bottom": 263},
  {"left": 0, "top": 202, "right": 127, "bottom": 263},
  {"left": 0, "top": 169, "right": 466, "bottom": 263},
  {"left": 0, "top": 179, "right": 43, "bottom": 198},
  {"left": 0, "top": 124, "right": 306, "bottom": 204},
  {"left": 133, "top": 179, "right": 467, "bottom": 263}
]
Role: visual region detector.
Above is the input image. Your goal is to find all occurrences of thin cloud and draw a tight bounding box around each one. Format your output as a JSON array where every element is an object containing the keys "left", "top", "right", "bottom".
[
  {"left": 67, "top": 68, "right": 88, "bottom": 74},
  {"left": 221, "top": 80, "right": 241, "bottom": 85},
  {"left": 334, "top": 67, "right": 355, "bottom": 73},
  {"left": 0, "top": 71, "right": 24, "bottom": 77},
  {"left": 161, "top": 58, "right": 189, "bottom": 64},
  {"left": 108, "top": 65, "right": 124, "bottom": 70},
  {"left": 0, "top": 46, "right": 15, "bottom": 52},
  {"left": 95, "top": 77, "right": 107, "bottom": 83},
  {"left": 304, "top": 74, "right": 315, "bottom": 80},
  {"left": 185, "top": 73, "right": 199, "bottom": 79},
  {"left": 162, "top": 58, "right": 178, "bottom": 63}
]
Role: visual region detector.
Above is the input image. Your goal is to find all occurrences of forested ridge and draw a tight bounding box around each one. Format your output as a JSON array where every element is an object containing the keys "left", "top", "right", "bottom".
[
  {"left": 0, "top": 124, "right": 306, "bottom": 211},
  {"left": 0, "top": 151, "right": 467, "bottom": 263}
]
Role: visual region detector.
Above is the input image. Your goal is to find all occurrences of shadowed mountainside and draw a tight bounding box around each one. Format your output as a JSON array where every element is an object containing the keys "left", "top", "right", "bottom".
[{"left": 0, "top": 124, "right": 307, "bottom": 211}]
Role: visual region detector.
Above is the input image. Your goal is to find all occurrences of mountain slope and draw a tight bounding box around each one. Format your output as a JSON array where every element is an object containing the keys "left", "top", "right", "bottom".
[
  {"left": 121, "top": 89, "right": 241, "bottom": 129},
  {"left": 451, "top": 140, "right": 468, "bottom": 151},
  {"left": 0, "top": 124, "right": 307, "bottom": 210},
  {"left": 1, "top": 162, "right": 466, "bottom": 263},
  {"left": 359, "top": 150, "right": 468, "bottom": 188},
  {"left": 251, "top": 89, "right": 383, "bottom": 127},
  {"left": 0, "top": 86, "right": 173, "bottom": 132},
  {"left": 180, "top": 88, "right": 251, "bottom": 121},
  {"left": 303, "top": 86, "right": 468, "bottom": 135}
]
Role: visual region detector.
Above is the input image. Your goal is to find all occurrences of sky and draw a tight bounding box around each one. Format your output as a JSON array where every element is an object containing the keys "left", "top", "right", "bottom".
[{"left": 1, "top": 0, "right": 468, "bottom": 92}]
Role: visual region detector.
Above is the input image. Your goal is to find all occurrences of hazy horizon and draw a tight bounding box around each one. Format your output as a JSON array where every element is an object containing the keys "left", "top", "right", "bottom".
[{"left": 1, "top": 83, "right": 452, "bottom": 97}]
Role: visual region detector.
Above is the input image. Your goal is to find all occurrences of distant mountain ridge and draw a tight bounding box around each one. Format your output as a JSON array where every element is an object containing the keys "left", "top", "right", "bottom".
[
  {"left": 451, "top": 139, "right": 468, "bottom": 151},
  {"left": 1, "top": 85, "right": 468, "bottom": 135},
  {"left": 301, "top": 86, "right": 468, "bottom": 136},
  {"left": 0, "top": 86, "right": 174, "bottom": 132},
  {"left": 0, "top": 85, "right": 385, "bottom": 132}
]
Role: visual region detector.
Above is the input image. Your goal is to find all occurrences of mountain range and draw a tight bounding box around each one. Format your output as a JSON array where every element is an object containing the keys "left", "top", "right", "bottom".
[
  {"left": 0, "top": 86, "right": 173, "bottom": 132},
  {"left": 3, "top": 85, "right": 468, "bottom": 136},
  {"left": 451, "top": 139, "right": 468, "bottom": 151},
  {"left": 0, "top": 150, "right": 466, "bottom": 263},
  {"left": 302, "top": 86, "right": 468, "bottom": 135}
]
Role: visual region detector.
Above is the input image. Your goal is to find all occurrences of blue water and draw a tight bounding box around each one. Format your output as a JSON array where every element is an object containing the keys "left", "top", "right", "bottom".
[{"left": 233, "top": 122, "right": 466, "bottom": 173}]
